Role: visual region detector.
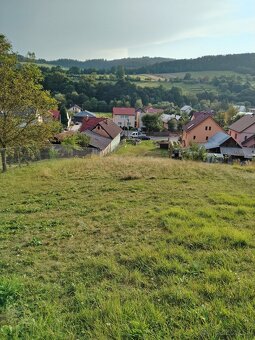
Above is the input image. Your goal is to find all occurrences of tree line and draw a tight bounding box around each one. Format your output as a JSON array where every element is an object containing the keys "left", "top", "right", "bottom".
[{"left": 40, "top": 66, "right": 255, "bottom": 113}]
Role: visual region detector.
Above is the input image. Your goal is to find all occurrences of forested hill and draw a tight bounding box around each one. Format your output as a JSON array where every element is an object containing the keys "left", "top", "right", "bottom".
[
  {"left": 131, "top": 53, "right": 255, "bottom": 74},
  {"left": 17, "top": 56, "right": 172, "bottom": 70}
]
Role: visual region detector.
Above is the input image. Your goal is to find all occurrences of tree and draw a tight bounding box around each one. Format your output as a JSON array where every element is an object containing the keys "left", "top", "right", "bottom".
[
  {"left": 142, "top": 114, "right": 162, "bottom": 132},
  {"left": 60, "top": 106, "right": 69, "bottom": 127},
  {"left": 116, "top": 65, "right": 125, "bottom": 80},
  {"left": 184, "top": 72, "right": 192, "bottom": 80},
  {"left": 0, "top": 34, "right": 59, "bottom": 172},
  {"left": 225, "top": 105, "right": 239, "bottom": 124}
]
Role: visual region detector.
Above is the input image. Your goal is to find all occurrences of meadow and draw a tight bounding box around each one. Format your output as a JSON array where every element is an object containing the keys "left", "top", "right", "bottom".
[{"left": 0, "top": 156, "right": 255, "bottom": 339}]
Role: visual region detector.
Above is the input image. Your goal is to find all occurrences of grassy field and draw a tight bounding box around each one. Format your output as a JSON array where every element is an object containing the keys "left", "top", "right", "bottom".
[
  {"left": 1, "top": 156, "right": 255, "bottom": 339},
  {"left": 114, "top": 140, "right": 169, "bottom": 158},
  {"left": 95, "top": 112, "right": 113, "bottom": 118}
]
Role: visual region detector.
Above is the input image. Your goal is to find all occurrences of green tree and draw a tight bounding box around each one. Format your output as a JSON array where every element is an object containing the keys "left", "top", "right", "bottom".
[
  {"left": 184, "top": 72, "right": 192, "bottom": 80},
  {"left": 60, "top": 106, "right": 69, "bottom": 127},
  {"left": 116, "top": 65, "right": 125, "bottom": 80},
  {"left": 142, "top": 114, "right": 162, "bottom": 132},
  {"left": 0, "top": 34, "right": 59, "bottom": 172}
]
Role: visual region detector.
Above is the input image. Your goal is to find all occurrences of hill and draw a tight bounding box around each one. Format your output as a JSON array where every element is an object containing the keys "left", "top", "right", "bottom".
[
  {"left": 17, "top": 55, "right": 173, "bottom": 70},
  {"left": 1, "top": 157, "right": 255, "bottom": 338},
  {"left": 132, "top": 53, "right": 255, "bottom": 75}
]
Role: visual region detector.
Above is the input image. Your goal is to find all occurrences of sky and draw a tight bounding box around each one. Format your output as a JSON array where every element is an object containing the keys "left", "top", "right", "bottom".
[{"left": 0, "top": 0, "right": 254, "bottom": 60}]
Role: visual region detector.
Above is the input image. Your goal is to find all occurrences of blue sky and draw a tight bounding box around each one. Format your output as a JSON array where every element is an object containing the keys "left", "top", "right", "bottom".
[{"left": 0, "top": 0, "right": 254, "bottom": 60}]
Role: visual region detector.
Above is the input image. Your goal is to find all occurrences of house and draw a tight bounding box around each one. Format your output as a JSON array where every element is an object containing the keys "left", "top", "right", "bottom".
[
  {"left": 73, "top": 110, "right": 96, "bottom": 123},
  {"left": 191, "top": 111, "right": 214, "bottom": 121},
  {"left": 242, "top": 134, "right": 255, "bottom": 148},
  {"left": 80, "top": 117, "right": 122, "bottom": 154},
  {"left": 160, "top": 114, "right": 181, "bottom": 130},
  {"left": 181, "top": 105, "right": 193, "bottom": 115},
  {"left": 49, "top": 110, "right": 60, "bottom": 121},
  {"left": 182, "top": 113, "right": 224, "bottom": 147},
  {"left": 228, "top": 114, "right": 255, "bottom": 145},
  {"left": 249, "top": 108, "right": 255, "bottom": 114},
  {"left": 233, "top": 105, "right": 246, "bottom": 113},
  {"left": 112, "top": 107, "right": 137, "bottom": 129},
  {"left": 68, "top": 104, "right": 81, "bottom": 114},
  {"left": 137, "top": 107, "right": 164, "bottom": 129},
  {"left": 203, "top": 131, "right": 245, "bottom": 159}
]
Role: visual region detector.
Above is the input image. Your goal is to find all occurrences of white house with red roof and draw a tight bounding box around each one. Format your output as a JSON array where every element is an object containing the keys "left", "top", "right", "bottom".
[{"left": 112, "top": 107, "right": 137, "bottom": 129}]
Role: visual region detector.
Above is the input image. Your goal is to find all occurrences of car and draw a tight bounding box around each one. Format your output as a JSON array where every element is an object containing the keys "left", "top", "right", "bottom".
[
  {"left": 129, "top": 131, "right": 147, "bottom": 138},
  {"left": 137, "top": 135, "right": 151, "bottom": 140}
]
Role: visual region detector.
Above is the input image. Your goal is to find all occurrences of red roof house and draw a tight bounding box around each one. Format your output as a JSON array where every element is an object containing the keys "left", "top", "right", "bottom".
[
  {"left": 182, "top": 113, "right": 224, "bottom": 147},
  {"left": 112, "top": 107, "right": 137, "bottom": 128}
]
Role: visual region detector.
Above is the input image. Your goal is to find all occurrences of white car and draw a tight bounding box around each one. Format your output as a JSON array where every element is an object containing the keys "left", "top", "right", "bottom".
[{"left": 129, "top": 131, "right": 146, "bottom": 138}]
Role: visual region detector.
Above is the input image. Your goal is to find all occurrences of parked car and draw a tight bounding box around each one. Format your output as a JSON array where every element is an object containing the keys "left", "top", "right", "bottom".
[
  {"left": 130, "top": 131, "right": 147, "bottom": 138},
  {"left": 137, "top": 135, "right": 151, "bottom": 140}
]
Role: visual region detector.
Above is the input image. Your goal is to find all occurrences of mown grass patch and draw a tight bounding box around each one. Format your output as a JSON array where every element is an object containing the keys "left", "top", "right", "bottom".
[{"left": 0, "top": 157, "right": 255, "bottom": 338}]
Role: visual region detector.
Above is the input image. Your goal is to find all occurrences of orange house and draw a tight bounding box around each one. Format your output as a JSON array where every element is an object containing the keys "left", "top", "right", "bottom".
[{"left": 182, "top": 113, "right": 225, "bottom": 147}]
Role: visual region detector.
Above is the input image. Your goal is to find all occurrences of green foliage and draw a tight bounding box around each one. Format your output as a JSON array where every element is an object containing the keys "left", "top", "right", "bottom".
[
  {"left": 0, "top": 34, "right": 58, "bottom": 172},
  {"left": 142, "top": 114, "right": 162, "bottom": 132},
  {"left": 60, "top": 106, "right": 69, "bottom": 127},
  {"left": 61, "top": 133, "right": 90, "bottom": 155},
  {"left": 182, "top": 143, "right": 208, "bottom": 161}
]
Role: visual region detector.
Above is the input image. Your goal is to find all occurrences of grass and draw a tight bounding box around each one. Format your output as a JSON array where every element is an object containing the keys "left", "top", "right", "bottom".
[
  {"left": 0, "top": 156, "right": 255, "bottom": 339},
  {"left": 95, "top": 112, "right": 113, "bottom": 118},
  {"left": 114, "top": 140, "right": 169, "bottom": 158}
]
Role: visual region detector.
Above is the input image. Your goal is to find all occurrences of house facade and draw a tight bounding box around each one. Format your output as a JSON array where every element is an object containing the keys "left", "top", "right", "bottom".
[
  {"left": 112, "top": 107, "right": 137, "bottom": 129},
  {"left": 228, "top": 114, "right": 255, "bottom": 145},
  {"left": 80, "top": 117, "right": 122, "bottom": 154},
  {"left": 182, "top": 113, "right": 224, "bottom": 147},
  {"left": 68, "top": 105, "right": 81, "bottom": 114}
]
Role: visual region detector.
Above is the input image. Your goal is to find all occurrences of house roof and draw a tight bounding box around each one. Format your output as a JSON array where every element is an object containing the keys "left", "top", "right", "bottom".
[
  {"left": 82, "top": 130, "right": 111, "bottom": 150},
  {"left": 54, "top": 131, "right": 75, "bottom": 142},
  {"left": 95, "top": 119, "right": 122, "bottom": 139},
  {"left": 73, "top": 110, "right": 96, "bottom": 118},
  {"left": 203, "top": 132, "right": 232, "bottom": 149},
  {"left": 113, "top": 107, "right": 136, "bottom": 116},
  {"left": 181, "top": 105, "right": 192, "bottom": 111},
  {"left": 69, "top": 104, "right": 81, "bottom": 109},
  {"left": 229, "top": 114, "right": 255, "bottom": 132},
  {"left": 143, "top": 106, "right": 164, "bottom": 114},
  {"left": 80, "top": 117, "right": 105, "bottom": 132},
  {"left": 192, "top": 111, "right": 214, "bottom": 120},
  {"left": 49, "top": 110, "right": 60, "bottom": 120},
  {"left": 183, "top": 113, "right": 214, "bottom": 132},
  {"left": 220, "top": 147, "right": 244, "bottom": 157}
]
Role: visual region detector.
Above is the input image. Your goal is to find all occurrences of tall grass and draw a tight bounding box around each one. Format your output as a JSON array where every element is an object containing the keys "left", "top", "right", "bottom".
[{"left": 0, "top": 157, "right": 255, "bottom": 338}]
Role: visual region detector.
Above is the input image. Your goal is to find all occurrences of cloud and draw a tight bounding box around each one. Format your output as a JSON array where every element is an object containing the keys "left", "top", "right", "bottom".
[{"left": 0, "top": 0, "right": 254, "bottom": 59}]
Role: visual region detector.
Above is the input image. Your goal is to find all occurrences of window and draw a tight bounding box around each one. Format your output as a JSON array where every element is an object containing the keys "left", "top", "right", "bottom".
[
  {"left": 209, "top": 126, "right": 211, "bottom": 131},
  {"left": 206, "top": 136, "right": 208, "bottom": 141},
  {"left": 235, "top": 133, "right": 237, "bottom": 139},
  {"left": 245, "top": 136, "right": 247, "bottom": 140},
  {"left": 205, "top": 126, "right": 208, "bottom": 130},
  {"left": 193, "top": 136, "right": 196, "bottom": 140}
]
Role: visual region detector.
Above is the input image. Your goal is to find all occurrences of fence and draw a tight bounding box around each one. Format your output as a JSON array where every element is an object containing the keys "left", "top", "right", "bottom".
[{"left": 3, "top": 145, "right": 100, "bottom": 167}]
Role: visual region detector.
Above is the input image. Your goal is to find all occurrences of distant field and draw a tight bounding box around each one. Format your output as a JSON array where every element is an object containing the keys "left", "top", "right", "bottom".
[
  {"left": 159, "top": 70, "right": 244, "bottom": 79},
  {"left": 95, "top": 112, "right": 112, "bottom": 118},
  {"left": 135, "top": 80, "right": 216, "bottom": 94},
  {"left": 0, "top": 156, "right": 255, "bottom": 338}
]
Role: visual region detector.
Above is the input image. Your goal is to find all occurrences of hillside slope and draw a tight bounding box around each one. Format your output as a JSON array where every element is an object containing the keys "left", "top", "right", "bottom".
[{"left": 0, "top": 157, "right": 255, "bottom": 338}]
